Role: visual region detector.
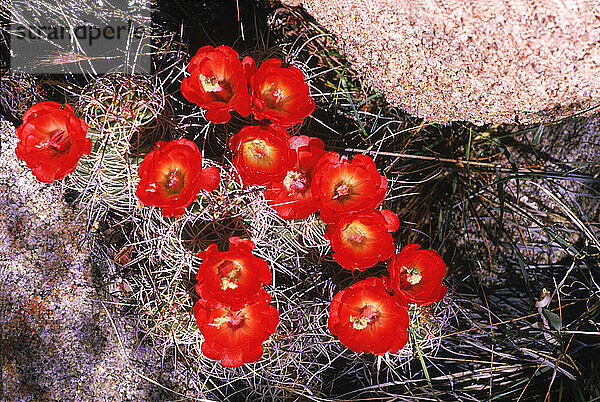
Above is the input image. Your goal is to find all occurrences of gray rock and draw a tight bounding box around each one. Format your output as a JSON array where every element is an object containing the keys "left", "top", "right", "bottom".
[
  {"left": 0, "top": 121, "right": 183, "bottom": 401},
  {"left": 300, "top": 0, "right": 600, "bottom": 125}
]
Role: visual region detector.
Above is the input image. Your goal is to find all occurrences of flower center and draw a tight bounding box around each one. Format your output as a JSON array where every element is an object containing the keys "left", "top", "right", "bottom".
[
  {"left": 198, "top": 74, "right": 233, "bottom": 103},
  {"left": 404, "top": 266, "right": 422, "bottom": 285},
  {"left": 199, "top": 74, "right": 223, "bottom": 92},
  {"left": 349, "top": 231, "right": 364, "bottom": 244},
  {"left": 163, "top": 168, "right": 185, "bottom": 195},
  {"left": 255, "top": 148, "right": 267, "bottom": 158},
  {"left": 283, "top": 170, "right": 308, "bottom": 194},
  {"left": 332, "top": 183, "right": 350, "bottom": 200},
  {"left": 262, "top": 83, "right": 288, "bottom": 110},
  {"left": 228, "top": 311, "right": 244, "bottom": 327},
  {"left": 216, "top": 260, "right": 243, "bottom": 290},
  {"left": 350, "top": 305, "right": 378, "bottom": 330},
  {"left": 272, "top": 88, "right": 285, "bottom": 102},
  {"left": 168, "top": 169, "right": 180, "bottom": 187},
  {"left": 35, "top": 128, "right": 71, "bottom": 154},
  {"left": 245, "top": 139, "right": 272, "bottom": 164},
  {"left": 341, "top": 222, "right": 369, "bottom": 247},
  {"left": 209, "top": 310, "right": 245, "bottom": 329}
]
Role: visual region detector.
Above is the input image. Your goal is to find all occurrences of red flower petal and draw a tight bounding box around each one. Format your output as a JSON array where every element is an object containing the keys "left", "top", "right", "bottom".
[
  {"left": 195, "top": 237, "right": 272, "bottom": 309},
  {"left": 288, "top": 135, "right": 326, "bottom": 175},
  {"left": 15, "top": 101, "right": 92, "bottom": 183},
  {"left": 136, "top": 138, "right": 220, "bottom": 218},
  {"left": 198, "top": 166, "right": 221, "bottom": 192},
  {"left": 227, "top": 236, "right": 255, "bottom": 252},
  {"left": 312, "top": 152, "right": 388, "bottom": 223},
  {"left": 264, "top": 135, "right": 326, "bottom": 220},
  {"left": 181, "top": 45, "right": 252, "bottom": 124},
  {"left": 388, "top": 244, "right": 447, "bottom": 305},
  {"left": 193, "top": 289, "right": 279, "bottom": 367},
  {"left": 204, "top": 109, "right": 234, "bottom": 124},
  {"left": 228, "top": 125, "right": 295, "bottom": 186},
  {"left": 328, "top": 277, "right": 409, "bottom": 355},
  {"left": 250, "top": 58, "right": 315, "bottom": 127},
  {"left": 324, "top": 210, "right": 395, "bottom": 271},
  {"left": 241, "top": 56, "right": 257, "bottom": 83},
  {"left": 380, "top": 209, "right": 400, "bottom": 232}
]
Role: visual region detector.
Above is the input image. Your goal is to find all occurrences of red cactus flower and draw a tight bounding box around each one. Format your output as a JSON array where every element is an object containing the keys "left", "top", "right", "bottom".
[
  {"left": 388, "top": 244, "right": 447, "bottom": 305},
  {"left": 325, "top": 210, "right": 397, "bottom": 271},
  {"left": 228, "top": 124, "right": 295, "bottom": 186},
  {"left": 181, "top": 45, "right": 252, "bottom": 124},
  {"left": 264, "top": 135, "right": 326, "bottom": 220},
  {"left": 328, "top": 277, "right": 409, "bottom": 355},
  {"left": 312, "top": 152, "right": 388, "bottom": 223},
  {"left": 249, "top": 58, "right": 315, "bottom": 127},
  {"left": 15, "top": 101, "right": 92, "bottom": 183},
  {"left": 136, "top": 138, "right": 220, "bottom": 218},
  {"left": 193, "top": 288, "right": 279, "bottom": 367},
  {"left": 195, "top": 237, "right": 272, "bottom": 309}
]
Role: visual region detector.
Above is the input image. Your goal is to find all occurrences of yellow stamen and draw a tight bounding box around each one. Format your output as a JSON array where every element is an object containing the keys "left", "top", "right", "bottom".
[
  {"left": 332, "top": 184, "right": 350, "bottom": 199},
  {"left": 218, "top": 261, "right": 243, "bottom": 291},
  {"left": 209, "top": 315, "right": 231, "bottom": 328},
  {"left": 350, "top": 315, "right": 369, "bottom": 330},
  {"left": 272, "top": 88, "right": 285, "bottom": 101},
  {"left": 221, "top": 277, "right": 239, "bottom": 290},
  {"left": 199, "top": 74, "right": 223, "bottom": 92},
  {"left": 283, "top": 170, "right": 307, "bottom": 193},
  {"left": 349, "top": 305, "right": 377, "bottom": 330},
  {"left": 244, "top": 139, "right": 271, "bottom": 161},
  {"left": 342, "top": 222, "right": 369, "bottom": 247},
  {"left": 404, "top": 266, "right": 422, "bottom": 285}
]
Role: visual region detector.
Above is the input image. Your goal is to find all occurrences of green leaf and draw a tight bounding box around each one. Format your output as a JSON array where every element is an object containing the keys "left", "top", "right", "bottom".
[
  {"left": 542, "top": 307, "right": 562, "bottom": 332},
  {"left": 532, "top": 124, "right": 544, "bottom": 145},
  {"left": 496, "top": 172, "right": 505, "bottom": 238},
  {"left": 466, "top": 127, "right": 472, "bottom": 161},
  {"left": 516, "top": 252, "right": 532, "bottom": 295}
]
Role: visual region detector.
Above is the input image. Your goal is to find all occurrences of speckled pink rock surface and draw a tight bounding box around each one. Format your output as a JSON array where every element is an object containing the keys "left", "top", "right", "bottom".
[
  {"left": 0, "top": 120, "right": 186, "bottom": 400},
  {"left": 300, "top": 0, "right": 600, "bottom": 124}
]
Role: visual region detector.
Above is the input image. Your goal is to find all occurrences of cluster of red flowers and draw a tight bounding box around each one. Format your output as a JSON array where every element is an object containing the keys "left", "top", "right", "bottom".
[
  {"left": 13, "top": 45, "right": 449, "bottom": 365},
  {"left": 12, "top": 103, "right": 222, "bottom": 220},
  {"left": 183, "top": 46, "right": 398, "bottom": 272},
  {"left": 192, "top": 237, "right": 279, "bottom": 367},
  {"left": 181, "top": 45, "right": 449, "bottom": 357},
  {"left": 231, "top": 134, "right": 400, "bottom": 272},
  {"left": 182, "top": 46, "right": 446, "bottom": 354},
  {"left": 328, "top": 245, "right": 447, "bottom": 355},
  {"left": 182, "top": 45, "right": 314, "bottom": 125},
  {"left": 316, "top": 153, "right": 399, "bottom": 271}
]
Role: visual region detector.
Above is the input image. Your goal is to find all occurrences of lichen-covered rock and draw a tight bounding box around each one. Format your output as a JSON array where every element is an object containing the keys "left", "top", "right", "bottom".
[
  {"left": 300, "top": 0, "right": 600, "bottom": 124},
  {"left": 0, "top": 120, "right": 183, "bottom": 400}
]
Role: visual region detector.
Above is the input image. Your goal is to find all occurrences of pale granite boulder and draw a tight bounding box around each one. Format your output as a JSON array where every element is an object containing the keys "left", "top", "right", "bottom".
[{"left": 300, "top": 0, "right": 600, "bottom": 124}]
